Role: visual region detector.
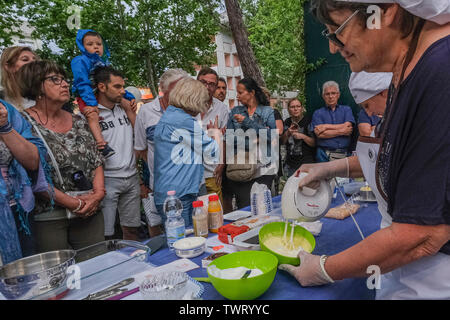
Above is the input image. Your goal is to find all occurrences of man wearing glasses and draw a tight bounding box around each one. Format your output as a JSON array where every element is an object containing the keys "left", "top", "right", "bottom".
[
  {"left": 196, "top": 67, "right": 229, "bottom": 204},
  {"left": 311, "top": 81, "right": 355, "bottom": 162}
]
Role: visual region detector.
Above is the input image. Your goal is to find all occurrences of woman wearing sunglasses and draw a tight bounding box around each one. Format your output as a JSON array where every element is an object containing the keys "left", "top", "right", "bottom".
[{"left": 279, "top": 0, "right": 450, "bottom": 300}]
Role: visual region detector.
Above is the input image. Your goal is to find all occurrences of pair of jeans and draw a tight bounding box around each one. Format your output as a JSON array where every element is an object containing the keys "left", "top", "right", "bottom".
[{"left": 156, "top": 194, "right": 197, "bottom": 228}]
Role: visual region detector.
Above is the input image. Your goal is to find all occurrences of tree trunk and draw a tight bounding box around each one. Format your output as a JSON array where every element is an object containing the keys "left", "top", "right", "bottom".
[
  {"left": 146, "top": 53, "right": 158, "bottom": 97},
  {"left": 224, "top": 0, "right": 266, "bottom": 88}
]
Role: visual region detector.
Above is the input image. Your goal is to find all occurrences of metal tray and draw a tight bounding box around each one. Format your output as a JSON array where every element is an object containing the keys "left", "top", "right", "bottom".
[{"left": 17, "top": 240, "right": 153, "bottom": 300}]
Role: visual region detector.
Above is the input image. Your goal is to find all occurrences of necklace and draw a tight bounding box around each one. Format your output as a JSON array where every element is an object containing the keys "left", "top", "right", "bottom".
[
  {"left": 30, "top": 107, "right": 67, "bottom": 132},
  {"left": 30, "top": 108, "right": 48, "bottom": 126}
]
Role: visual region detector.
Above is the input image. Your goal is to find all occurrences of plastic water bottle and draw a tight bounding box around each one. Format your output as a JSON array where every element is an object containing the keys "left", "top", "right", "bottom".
[{"left": 163, "top": 191, "right": 185, "bottom": 250}]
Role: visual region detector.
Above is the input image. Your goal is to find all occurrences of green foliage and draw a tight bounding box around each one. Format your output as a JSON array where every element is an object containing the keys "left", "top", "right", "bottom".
[
  {"left": 246, "top": 0, "right": 324, "bottom": 104},
  {"left": 18, "top": 0, "right": 221, "bottom": 94},
  {"left": 0, "top": 0, "right": 26, "bottom": 48}
]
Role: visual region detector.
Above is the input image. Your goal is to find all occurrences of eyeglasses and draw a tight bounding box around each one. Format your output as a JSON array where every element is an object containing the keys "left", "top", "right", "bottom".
[
  {"left": 321, "top": 9, "right": 360, "bottom": 48},
  {"left": 200, "top": 80, "right": 218, "bottom": 89},
  {"left": 45, "top": 75, "right": 70, "bottom": 86}
]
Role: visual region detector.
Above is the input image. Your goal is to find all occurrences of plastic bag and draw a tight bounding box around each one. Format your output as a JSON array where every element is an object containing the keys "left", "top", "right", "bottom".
[
  {"left": 250, "top": 182, "right": 273, "bottom": 216},
  {"left": 142, "top": 193, "right": 162, "bottom": 227},
  {"left": 325, "top": 202, "right": 360, "bottom": 220}
]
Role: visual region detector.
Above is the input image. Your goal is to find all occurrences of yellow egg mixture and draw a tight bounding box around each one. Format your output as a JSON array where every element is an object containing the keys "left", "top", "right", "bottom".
[{"left": 264, "top": 235, "right": 312, "bottom": 257}]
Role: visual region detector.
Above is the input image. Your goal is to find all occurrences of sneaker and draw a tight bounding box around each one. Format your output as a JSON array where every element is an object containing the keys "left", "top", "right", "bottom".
[{"left": 101, "top": 144, "right": 116, "bottom": 159}]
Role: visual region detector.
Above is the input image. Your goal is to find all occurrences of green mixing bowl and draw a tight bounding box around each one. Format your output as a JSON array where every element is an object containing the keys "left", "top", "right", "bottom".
[
  {"left": 203, "top": 251, "right": 278, "bottom": 300},
  {"left": 259, "top": 222, "right": 316, "bottom": 266}
]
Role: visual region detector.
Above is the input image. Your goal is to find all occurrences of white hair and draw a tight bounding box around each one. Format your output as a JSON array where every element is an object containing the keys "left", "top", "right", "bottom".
[
  {"left": 159, "top": 68, "right": 189, "bottom": 93},
  {"left": 322, "top": 81, "right": 340, "bottom": 94}
]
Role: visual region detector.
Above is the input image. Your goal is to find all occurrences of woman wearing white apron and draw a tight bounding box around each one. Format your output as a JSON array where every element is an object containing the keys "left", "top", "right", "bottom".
[{"left": 279, "top": 1, "right": 450, "bottom": 299}]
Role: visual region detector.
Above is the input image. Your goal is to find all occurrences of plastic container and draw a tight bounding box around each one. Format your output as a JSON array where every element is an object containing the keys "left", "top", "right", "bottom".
[
  {"left": 232, "top": 227, "right": 262, "bottom": 251},
  {"left": 192, "top": 201, "right": 209, "bottom": 238},
  {"left": 250, "top": 183, "right": 273, "bottom": 216},
  {"left": 173, "top": 237, "right": 207, "bottom": 259},
  {"left": 139, "top": 272, "right": 189, "bottom": 300},
  {"left": 208, "top": 195, "right": 223, "bottom": 233},
  {"left": 163, "top": 191, "right": 185, "bottom": 250}
]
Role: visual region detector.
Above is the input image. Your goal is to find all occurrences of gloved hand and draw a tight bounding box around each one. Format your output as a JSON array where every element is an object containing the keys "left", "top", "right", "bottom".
[
  {"left": 295, "top": 157, "right": 349, "bottom": 189},
  {"left": 278, "top": 251, "right": 335, "bottom": 287}
]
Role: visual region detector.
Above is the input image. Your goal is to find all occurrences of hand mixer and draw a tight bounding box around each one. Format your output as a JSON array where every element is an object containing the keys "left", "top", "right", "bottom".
[{"left": 281, "top": 173, "right": 365, "bottom": 247}]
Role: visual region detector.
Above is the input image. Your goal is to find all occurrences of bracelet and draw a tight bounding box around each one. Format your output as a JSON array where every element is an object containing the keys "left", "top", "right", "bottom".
[
  {"left": 0, "top": 121, "right": 13, "bottom": 134},
  {"left": 72, "top": 198, "right": 84, "bottom": 213},
  {"left": 319, "top": 255, "right": 335, "bottom": 284}
]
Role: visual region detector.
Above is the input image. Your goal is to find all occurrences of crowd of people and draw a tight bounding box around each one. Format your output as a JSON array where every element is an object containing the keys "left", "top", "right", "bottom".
[
  {"left": 1, "top": 0, "right": 449, "bottom": 300},
  {"left": 0, "top": 27, "right": 395, "bottom": 264},
  {"left": 0, "top": 26, "right": 377, "bottom": 264}
]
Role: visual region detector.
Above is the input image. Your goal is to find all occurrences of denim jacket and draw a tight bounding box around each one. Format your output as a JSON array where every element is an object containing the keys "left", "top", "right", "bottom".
[
  {"left": 227, "top": 105, "right": 276, "bottom": 155},
  {"left": 227, "top": 105, "right": 276, "bottom": 132}
]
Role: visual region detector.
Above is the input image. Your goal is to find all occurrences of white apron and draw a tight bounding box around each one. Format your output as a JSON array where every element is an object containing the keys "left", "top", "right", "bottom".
[{"left": 356, "top": 136, "right": 450, "bottom": 300}]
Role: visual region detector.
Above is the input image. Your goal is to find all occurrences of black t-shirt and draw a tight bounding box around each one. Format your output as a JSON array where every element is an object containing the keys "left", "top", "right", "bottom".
[
  {"left": 274, "top": 109, "right": 282, "bottom": 121},
  {"left": 283, "top": 116, "right": 315, "bottom": 168},
  {"left": 377, "top": 35, "right": 450, "bottom": 255},
  {"left": 273, "top": 109, "right": 283, "bottom": 176}
]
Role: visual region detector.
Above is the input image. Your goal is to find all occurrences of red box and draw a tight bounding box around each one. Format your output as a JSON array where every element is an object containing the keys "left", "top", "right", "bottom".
[{"left": 218, "top": 224, "right": 250, "bottom": 244}]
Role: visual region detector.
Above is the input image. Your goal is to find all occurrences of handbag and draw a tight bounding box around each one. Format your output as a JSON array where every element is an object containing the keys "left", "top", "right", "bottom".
[
  {"left": 226, "top": 151, "right": 258, "bottom": 182},
  {"left": 24, "top": 112, "right": 91, "bottom": 219}
]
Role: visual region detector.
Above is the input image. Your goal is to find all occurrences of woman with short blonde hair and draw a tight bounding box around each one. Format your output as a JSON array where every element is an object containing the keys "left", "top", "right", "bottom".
[
  {"left": 169, "top": 77, "right": 209, "bottom": 116},
  {"left": 0, "top": 46, "right": 38, "bottom": 110},
  {"left": 153, "top": 77, "right": 219, "bottom": 227}
]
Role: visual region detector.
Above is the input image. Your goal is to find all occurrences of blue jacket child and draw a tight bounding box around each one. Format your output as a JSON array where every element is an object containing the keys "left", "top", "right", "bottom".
[
  {"left": 71, "top": 29, "right": 135, "bottom": 158},
  {"left": 71, "top": 29, "right": 135, "bottom": 107}
]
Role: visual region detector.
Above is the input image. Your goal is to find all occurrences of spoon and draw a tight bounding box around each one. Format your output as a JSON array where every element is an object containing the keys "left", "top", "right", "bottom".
[{"left": 241, "top": 269, "right": 252, "bottom": 279}]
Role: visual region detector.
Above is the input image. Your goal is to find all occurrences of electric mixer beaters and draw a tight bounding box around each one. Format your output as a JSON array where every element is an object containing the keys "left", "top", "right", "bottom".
[{"left": 281, "top": 172, "right": 333, "bottom": 222}]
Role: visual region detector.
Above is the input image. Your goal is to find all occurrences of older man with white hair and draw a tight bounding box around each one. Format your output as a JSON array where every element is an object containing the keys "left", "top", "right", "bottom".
[
  {"left": 134, "top": 68, "right": 189, "bottom": 236},
  {"left": 311, "top": 80, "right": 355, "bottom": 162}
]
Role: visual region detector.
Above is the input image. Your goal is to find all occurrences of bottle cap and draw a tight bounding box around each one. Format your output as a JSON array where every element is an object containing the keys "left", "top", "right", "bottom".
[
  {"left": 209, "top": 195, "right": 219, "bottom": 202},
  {"left": 167, "top": 191, "right": 176, "bottom": 196},
  {"left": 192, "top": 201, "right": 204, "bottom": 208}
]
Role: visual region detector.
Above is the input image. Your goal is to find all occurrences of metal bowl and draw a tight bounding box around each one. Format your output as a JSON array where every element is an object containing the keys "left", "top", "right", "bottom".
[{"left": 0, "top": 250, "right": 76, "bottom": 300}]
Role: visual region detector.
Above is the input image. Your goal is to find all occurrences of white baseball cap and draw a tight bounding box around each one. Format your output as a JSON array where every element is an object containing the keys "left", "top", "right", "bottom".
[
  {"left": 336, "top": 0, "right": 450, "bottom": 24},
  {"left": 348, "top": 71, "right": 392, "bottom": 104}
]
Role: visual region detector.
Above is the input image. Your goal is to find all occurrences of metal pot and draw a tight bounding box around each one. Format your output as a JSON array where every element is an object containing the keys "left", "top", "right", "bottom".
[
  {"left": 0, "top": 250, "right": 76, "bottom": 300},
  {"left": 0, "top": 240, "right": 152, "bottom": 300}
]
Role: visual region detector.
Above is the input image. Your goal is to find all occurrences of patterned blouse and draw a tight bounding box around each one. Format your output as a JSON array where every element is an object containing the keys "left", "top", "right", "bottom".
[{"left": 23, "top": 112, "right": 104, "bottom": 215}]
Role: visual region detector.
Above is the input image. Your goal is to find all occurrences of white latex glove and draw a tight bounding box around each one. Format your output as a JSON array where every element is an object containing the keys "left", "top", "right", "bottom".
[
  {"left": 278, "top": 251, "right": 335, "bottom": 287},
  {"left": 296, "top": 158, "right": 349, "bottom": 189}
]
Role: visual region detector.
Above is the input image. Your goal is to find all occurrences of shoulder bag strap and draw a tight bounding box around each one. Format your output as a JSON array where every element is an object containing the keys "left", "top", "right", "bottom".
[{"left": 23, "top": 112, "right": 67, "bottom": 192}]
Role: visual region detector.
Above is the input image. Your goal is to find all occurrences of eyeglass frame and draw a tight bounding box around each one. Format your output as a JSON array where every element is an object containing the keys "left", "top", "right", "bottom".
[
  {"left": 44, "top": 75, "right": 71, "bottom": 86},
  {"left": 321, "top": 9, "right": 361, "bottom": 48},
  {"left": 199, "top": 79, "right": 218, "bottom": 89}
]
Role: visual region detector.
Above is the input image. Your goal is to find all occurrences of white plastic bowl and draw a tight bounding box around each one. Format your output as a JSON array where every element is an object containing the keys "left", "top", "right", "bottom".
[{"left": 173, "top": 237, "right": 206, "bottom": 259}]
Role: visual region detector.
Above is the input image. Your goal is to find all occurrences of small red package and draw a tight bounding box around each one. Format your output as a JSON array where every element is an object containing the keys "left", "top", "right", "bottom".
[{"left": 218, "top": 224, "right": 250, "bottom": 244}]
